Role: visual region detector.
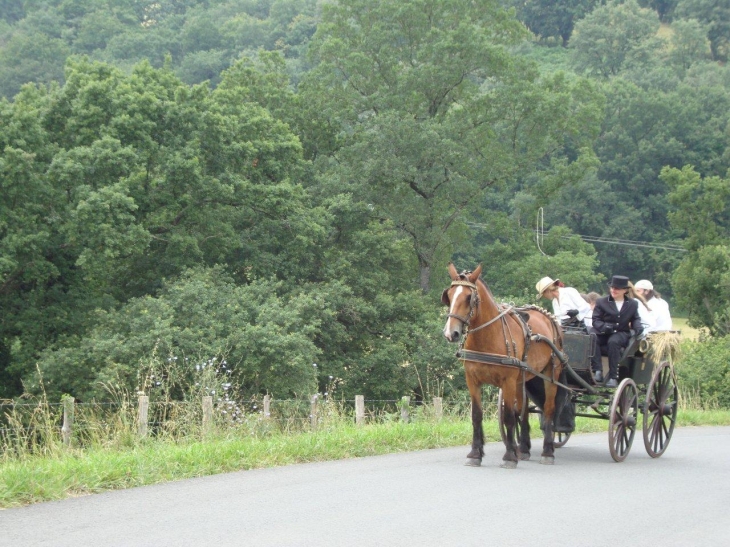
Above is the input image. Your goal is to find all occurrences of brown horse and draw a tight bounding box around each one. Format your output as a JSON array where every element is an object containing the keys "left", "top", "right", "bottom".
[{"left": 442, "top": 263, "right": 564, "bottom": 468}]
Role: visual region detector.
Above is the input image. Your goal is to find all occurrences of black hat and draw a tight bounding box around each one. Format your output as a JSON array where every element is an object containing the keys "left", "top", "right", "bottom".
[{"left": 608, "top": 275, "right": 630, "bottom": 289}]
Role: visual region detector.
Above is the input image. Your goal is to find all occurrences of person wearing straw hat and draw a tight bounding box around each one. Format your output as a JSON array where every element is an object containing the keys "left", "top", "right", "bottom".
[
  {"left": 590, "top": 275, "right": 643, "bottom": 387},
  {"left": 535, "top": 276, "right": 593, "bottom": 329},
  {"left": 635, "top": 279, "right": 673, "bottom": 331}
]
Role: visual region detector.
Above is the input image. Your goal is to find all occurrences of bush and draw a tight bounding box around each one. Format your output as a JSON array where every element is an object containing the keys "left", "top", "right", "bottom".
[{"left": 675, "top": 335, "right": 730, "bottom": 409}]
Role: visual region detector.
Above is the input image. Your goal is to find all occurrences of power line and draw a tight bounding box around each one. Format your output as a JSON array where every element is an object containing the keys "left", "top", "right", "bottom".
[
  {"left": 569, "top": 235, "right": 686, "bottom": 252},
  {"left": 465, "top": 221, "right": 687, "bottom": 253}
]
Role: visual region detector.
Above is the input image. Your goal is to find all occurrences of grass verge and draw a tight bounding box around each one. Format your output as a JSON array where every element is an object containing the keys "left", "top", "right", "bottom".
[{"left": 2, "top": 409, "right": 729, "bottom": 509}]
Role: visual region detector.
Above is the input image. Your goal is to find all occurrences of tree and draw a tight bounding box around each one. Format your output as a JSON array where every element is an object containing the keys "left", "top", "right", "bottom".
[
  {"left": 512, "top": 0, "right": 598, "bottom": 46},
  {"left": 570, "top": 0, "right": 662, "bottom": 78},
  {"left": 0, "top": 57, "right": 325, "bottom": 397},
  {"left": 662, "top": 165, "right": 730, "bottom": 335},
  {"left": 303, "top": 0, "right": 602, "bottom": 292},
  {"left": 639, "top": 0, "right": 679, "bottom": 22},
  {"left": 665, "top": 18, "right": 711, "bottom": 74},
  {"left": 676, "top": 0, "right": 730, "bottom": 62}
]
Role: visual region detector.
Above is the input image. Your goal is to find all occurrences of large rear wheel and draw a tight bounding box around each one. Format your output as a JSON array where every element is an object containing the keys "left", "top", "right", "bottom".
[
  {"left": 608, "top": 378, "right": 638, "bottom": 462},
  {"left": 643, "top": 361, "right": 678, "bottom": 458}
]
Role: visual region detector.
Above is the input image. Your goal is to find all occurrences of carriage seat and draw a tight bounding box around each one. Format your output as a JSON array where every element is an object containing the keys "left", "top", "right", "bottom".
[{"left": 600, "top": 333, "right": 641, "bottom": 371}]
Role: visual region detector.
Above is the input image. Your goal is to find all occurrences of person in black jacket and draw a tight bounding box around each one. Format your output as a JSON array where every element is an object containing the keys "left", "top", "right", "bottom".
[{"left": 590, "top": 275, "right": 643, "bottom": 388}]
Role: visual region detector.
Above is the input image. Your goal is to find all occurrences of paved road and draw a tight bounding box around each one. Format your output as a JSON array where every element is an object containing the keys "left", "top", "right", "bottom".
[{"left": 2, "top": 426, "right": 729, "bottom": 547}]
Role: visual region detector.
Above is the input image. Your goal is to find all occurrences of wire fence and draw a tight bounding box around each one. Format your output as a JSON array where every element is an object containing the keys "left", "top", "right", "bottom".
[{"left": 0, "top": 390, "right": 500, "bottom": 457}]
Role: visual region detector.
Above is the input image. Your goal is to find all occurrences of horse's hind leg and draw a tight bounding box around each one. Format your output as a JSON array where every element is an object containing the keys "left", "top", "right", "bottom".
[
  {"left": 465, "top": 374, "right": 484, "bottom": 466},
  {"left": 500, "top": 383, "right": 520, "bottom": 469},
  {"left": 541, "top": 379, "right": 558, "bottom": 465},
  {"left": 516, "top": 386, "right": 532, "bottom": 461}
]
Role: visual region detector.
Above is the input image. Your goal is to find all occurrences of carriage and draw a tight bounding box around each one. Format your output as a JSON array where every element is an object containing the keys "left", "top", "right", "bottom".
[
  {"left": 442, "top": 263, "right": 679, "bottom": 467},
  {"left": 496, "top": 324, "right": 679, "bottom": 462}
]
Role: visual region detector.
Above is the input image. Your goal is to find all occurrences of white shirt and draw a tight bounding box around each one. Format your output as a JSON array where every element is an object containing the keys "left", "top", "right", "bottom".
[
  {"left": 552, "top": 286, "right": 593, "bottom": 328},
  {"left": 634, "top": 298, "right": 656, "bottom": 334},
  {"left": 647, "top": 297, "right": 672, "bottom": 331}
]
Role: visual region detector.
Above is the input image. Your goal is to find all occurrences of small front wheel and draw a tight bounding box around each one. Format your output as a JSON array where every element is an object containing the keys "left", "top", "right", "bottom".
[
  {"left": 608, "top": 378, "right": 638, "bottom": 462},
  {"left": 554, "top": 431, "right": 571, "bottom": 448}
]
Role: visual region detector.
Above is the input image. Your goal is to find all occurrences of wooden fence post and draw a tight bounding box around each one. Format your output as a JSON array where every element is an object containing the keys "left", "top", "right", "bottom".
[
  {"left": 137, "top": 394, "right": 149, "bottom": 438},
  {"left": 355, "top": 395, "right": 365, "bottom": 426},
  {"left": 61, "top": 396, "right": 74, "bottom": 447},
  {"left": 202, "top": 396, "right": 213, "bottom": 436},
  {"left": 433, "top": 397, "right": 443, "bottom": 421},
  {"left": 400, "top": 396, "right": 410, "bottom": 423},
  {"left": 263, "top": 394, "right": 271, "bottom": 420},
  {"left": 310, "top": 394, "right": 318, "bottom": 429}
]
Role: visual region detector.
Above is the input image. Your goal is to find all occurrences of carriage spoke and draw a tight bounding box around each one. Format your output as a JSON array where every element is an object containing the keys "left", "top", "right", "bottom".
[
  {"left": 609, "top": 379, "right": 637, "bottom": 462},
  {"left": 643, "top": 362, "right": 678, "bottom": 458}
]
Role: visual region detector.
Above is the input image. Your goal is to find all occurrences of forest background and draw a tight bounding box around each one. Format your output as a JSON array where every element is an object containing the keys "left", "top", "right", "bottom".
[{"left": 1, "top": 0, "right": 729, "bottom": 408}]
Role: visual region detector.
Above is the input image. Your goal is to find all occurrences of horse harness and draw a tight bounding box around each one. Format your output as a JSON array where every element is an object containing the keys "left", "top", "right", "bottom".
[{"left": 448, "top": 279, "right": 572, "bottom": 391}]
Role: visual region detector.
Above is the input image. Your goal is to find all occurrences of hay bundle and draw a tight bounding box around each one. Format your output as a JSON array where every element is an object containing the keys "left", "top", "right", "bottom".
[{"left": 645, "top": 331, "right": 682, "bottom": 363}]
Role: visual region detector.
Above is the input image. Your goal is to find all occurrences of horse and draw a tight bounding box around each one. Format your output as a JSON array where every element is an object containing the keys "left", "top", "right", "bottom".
[{"left": 441, "top": 263, "right": 565, "bottom": 468}]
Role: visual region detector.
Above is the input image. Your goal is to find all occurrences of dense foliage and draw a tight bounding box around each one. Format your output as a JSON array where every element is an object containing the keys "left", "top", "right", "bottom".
[{"left": 1, "top": 0, "right": 729, "bottom": 403}]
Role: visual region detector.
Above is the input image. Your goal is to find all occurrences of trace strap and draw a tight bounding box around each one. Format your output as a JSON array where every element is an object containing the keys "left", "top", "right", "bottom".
[{"left": 456, "top": 347, "right": 574, "bottom": 392}]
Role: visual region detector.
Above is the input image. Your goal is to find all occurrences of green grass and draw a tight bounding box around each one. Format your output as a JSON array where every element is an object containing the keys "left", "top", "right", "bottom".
[
  {"left": 673, "top": 316, "right": 704, "bottom": 341},
  {"left": 2, "top": 410, "right": 729, "bottom": 509}
]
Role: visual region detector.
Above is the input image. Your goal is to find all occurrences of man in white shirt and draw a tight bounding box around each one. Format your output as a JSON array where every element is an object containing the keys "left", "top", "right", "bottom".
[
  {"left": 634, "top": 279, "right": 673, "bottom": 331},
  {"left": 536, "top": 276, "right": 593, "bottom": 329}
]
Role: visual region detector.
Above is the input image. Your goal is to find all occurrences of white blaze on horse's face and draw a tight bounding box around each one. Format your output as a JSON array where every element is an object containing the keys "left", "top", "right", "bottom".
[{"left": 443, "top": 285, "right": 466, "bottom": 342}]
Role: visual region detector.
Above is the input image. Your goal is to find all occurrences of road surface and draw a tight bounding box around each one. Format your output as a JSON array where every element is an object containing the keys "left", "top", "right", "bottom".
[{"left": 2, "top": 426, "right": 729, "bottom": 547}]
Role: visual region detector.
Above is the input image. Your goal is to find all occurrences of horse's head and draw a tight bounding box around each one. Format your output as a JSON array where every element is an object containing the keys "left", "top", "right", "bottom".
[{"left": 442, "top": 263, "right": 482, "bottom": 343}]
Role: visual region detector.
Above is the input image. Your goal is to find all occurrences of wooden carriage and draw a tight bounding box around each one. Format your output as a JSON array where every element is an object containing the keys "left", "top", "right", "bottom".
[{"left": 497, "top": 327, "right": 679, "bottom": 462}]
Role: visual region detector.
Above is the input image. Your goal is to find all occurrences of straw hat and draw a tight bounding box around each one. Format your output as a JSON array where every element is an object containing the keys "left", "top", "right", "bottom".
[
  {"left": 635, "top": 279, "right": 653, "bottom": 290},
  {"left": 535, "top": 276, "right": 559, "bottom": 297}
]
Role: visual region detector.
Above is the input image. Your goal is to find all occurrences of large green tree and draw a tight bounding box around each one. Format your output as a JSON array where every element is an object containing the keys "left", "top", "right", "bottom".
[
  {"left": 662, "top": 165, "right": 730, "bottom": 335},
  {"left": 303, "top": 0, "right": 602, "bottom": 292},
  {"left": 0, "top": 57, "right": 323, "bottom": 396},
  {"left": 570, "top": 0, "right": 661, "bottom": 78},
  {"left": 511, "top": 0, "right": 598, "bottom": 46},
  {"left": 676, "top": 0, "right": 730, "bottom": 61}
]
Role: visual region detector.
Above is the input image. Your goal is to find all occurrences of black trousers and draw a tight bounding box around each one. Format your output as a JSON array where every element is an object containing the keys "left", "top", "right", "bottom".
[{"left": 590, "top": 330, "right": 632, "bottom": 380}]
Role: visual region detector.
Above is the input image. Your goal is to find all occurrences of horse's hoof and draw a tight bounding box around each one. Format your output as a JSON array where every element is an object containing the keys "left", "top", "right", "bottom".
[
  {"left": 519, "top": 452, "right": 531, "bottom": 461},
  {"left": 540, "top": 456, "right": 555, "bottom": 465},
  {"left": 464, "top": 458, "right": 482, "bottom": 467},
  {"left": 500, "top": 460, "right": 518, "bottom": 469}
]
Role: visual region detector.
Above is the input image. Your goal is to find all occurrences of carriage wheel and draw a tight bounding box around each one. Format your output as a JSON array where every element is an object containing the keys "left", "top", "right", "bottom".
[
  {"left": 608, "top": 378, "right": 638, "bottom": 462},
  {"left": 554, "top": 431, "right": 571, "bottom": 448},
  {"left": 497, "top": 389, "right": 523, "bottom": 446},
  {"left": 643, "top": 361, "right": 678, "bottom": 458}
]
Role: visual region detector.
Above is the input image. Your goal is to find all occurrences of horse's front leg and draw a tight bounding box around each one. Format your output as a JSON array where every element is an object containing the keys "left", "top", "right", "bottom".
[
  {"left": 465, "top": 375, "right": 484, "bottom": 466},
  {"left": 500, "top": 384, "right": 520, "bottom": 469}
]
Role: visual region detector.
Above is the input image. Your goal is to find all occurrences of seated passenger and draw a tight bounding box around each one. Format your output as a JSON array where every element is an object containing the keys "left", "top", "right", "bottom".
[
  {"left": 634, "top": 279, "right": 673, "bottom": 331},
  {"left": 582, "top": 291, "right": 601, "bottom": 310},
  {"left": 536, "top": 276, "right": 593, "bottom": 329},
  {"left": 590, "top": 275, "right": 643, "bottom": 388},
  {"left": 628, "top": 282, "right": 655, "bottom": 335}
]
